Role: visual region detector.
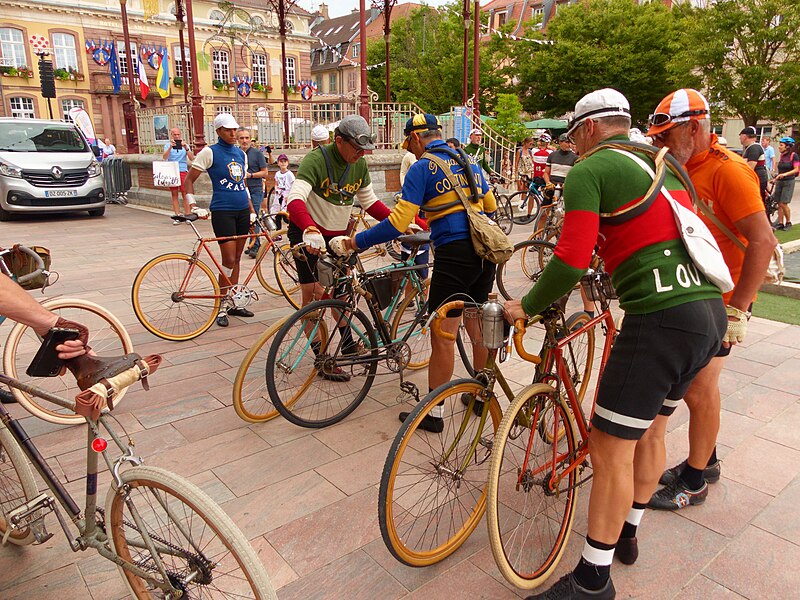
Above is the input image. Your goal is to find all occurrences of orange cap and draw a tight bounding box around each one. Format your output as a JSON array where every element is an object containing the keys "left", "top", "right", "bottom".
[{"left": 647, "top": 89, "right": 709, "bottom": 136}]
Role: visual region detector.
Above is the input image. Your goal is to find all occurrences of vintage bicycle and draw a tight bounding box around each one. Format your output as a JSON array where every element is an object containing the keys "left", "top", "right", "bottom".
[
  {"left": 378, "top": 287, "right": 600, "bottom": 567},
  {"left": 0, "top": 353, "right": 275, "bottom": 598},
  {"left": 131, "top": 213, "right": 301, "bottom": 341}
]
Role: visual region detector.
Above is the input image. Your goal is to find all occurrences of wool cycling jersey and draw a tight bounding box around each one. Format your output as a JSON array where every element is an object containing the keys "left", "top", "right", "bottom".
[
  {"left": 521, "top": 135, "right": 720, "bottom": 316},
  {"left": 532, "top": 147, "right": 551, "bottom": 179},
  {"left": 355, "top": 139, "right": 497, "bottom": 249},
  {"left": 192, "top": 139, "right": 249, "bottom": 211},
  {"left": 685, "top": 135, "right": 765, "bottom": 303}
]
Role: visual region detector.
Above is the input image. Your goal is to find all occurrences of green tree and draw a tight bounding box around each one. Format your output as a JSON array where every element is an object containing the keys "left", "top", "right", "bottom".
[
  {"left": 508, "top": 0, "right": 694, "bottom": 126},
  {"left": 485, "top": 94, "right": 527, "bottom": 141},
  {"left": 366, "top": 2, "right": 505, "bottom": 114},
  {"left": 673, "top": 0, "right": 800, "bottom": 126}
]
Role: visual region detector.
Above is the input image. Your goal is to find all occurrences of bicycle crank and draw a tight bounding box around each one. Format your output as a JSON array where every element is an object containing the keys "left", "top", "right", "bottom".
[{"left": 228, "top": 284, "right": 258, "bottom": 309}]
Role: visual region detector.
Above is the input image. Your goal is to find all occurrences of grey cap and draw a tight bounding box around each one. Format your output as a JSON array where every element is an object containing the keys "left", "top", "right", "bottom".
[{"left": 336, "top": 115, "right": 376, "bottom": 150}]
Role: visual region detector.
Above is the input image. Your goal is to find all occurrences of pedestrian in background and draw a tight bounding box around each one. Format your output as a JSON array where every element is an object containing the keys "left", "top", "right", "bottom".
[
  {"left": 162, "top": 127, "right": 195, "bottom": 216},
  {"left": 762, "top": 135, "right": 776, "bottom": 173},
  {"left": 773, "top": 136, "right": 799, "bottom": 230}
]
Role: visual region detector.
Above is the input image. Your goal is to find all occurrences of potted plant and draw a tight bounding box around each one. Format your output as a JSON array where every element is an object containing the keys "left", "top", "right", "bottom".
[
  {"left": 212, "top": 79, "right": 224, "bottom": 91},
  {"left": 17, "top": 66, "right": 33, "bottom": 79},
  {"left": 173, "top": 76, "right": 183, "bottom": 87},
  {"left": 68, "top": 67, "right": 84, "bottom": 81},
  {"left": 1, "top": 66, "right": 18, "bottom": 77},
  {"left": 54, "top": 68, "right": 70, "bottom": 81},
  {"left": 252, "top": 81, "right": 263, "bottom": 92}
]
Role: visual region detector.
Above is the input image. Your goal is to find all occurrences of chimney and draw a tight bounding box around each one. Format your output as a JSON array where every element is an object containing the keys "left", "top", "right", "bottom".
[{"left": 319, "top": 3, "right": 329, "bottom": 20}]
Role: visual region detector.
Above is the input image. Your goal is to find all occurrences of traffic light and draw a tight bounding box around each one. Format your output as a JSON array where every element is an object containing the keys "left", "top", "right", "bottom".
[{"left": 39, "top": 58, "right": 55, "bottom": 98}]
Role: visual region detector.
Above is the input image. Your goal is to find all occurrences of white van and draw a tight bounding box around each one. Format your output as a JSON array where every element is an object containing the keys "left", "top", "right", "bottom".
[{"left": 0, "top": 118, "right": 106, "bottom": 221}]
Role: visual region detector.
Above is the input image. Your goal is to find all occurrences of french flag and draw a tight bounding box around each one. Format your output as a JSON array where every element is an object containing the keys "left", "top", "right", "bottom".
[{"left": 138, "top": 57, "right": 149, "bottom": 99}]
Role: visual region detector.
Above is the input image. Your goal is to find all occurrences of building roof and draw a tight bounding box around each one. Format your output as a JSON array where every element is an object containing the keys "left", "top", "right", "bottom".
[
  {"left": 364, "top": 2, "right": 427, "bottom": 39},
  {"left": 310, "top": 8, "right": 380, "bottom": 72}
]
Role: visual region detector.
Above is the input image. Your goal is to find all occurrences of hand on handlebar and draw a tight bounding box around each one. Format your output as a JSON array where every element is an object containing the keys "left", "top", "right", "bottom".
[
  {"left": 502, "top": 299, "right": 528, "bottom": 324},
  {"left": 329, "top": 235, "right": 354, "bottom": 257},
  {"left": 302, "top": 226, "right": 325, "bottom": 255},
  {"left": 191, "top": 205, "right": 209, "bottom": 219}
]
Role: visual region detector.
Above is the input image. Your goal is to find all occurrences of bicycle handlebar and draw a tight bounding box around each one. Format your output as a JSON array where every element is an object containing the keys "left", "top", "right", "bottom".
[{"left": 4, "top": 244, "right": 47, "bottom": 285}]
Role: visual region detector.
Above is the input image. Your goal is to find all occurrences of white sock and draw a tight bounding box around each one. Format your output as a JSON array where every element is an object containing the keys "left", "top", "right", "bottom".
[
  {"left": 626, "top": 507, "right": 644, "bottom": 527},
  {"left": 582, "top": 540, "right": 614, "bottom": 566}
]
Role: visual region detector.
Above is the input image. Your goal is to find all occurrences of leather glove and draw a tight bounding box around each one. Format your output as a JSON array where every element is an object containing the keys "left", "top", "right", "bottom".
[
  {"left": 191, "top": 205, "right": 209, "bottom": 219},
  {"left": 329, "top": 236, "right": 353, "bottom": 257},
  {"left": 723, "top": 305, "right": 749, "bottom": 344},
  {"left": 250, "top": 212, "right": 257, "bottom": 224},
  {"left": 302, "top": 226, "right": 325, "bottom": 252}
]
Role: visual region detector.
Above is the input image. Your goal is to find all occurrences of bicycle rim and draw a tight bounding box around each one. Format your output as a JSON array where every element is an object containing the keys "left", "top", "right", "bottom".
[
  {"left": 266, "top": 300, "right": 377, "bottom": 428},
  {"left": 3, "top": 298, "right": 134, "bottom": 425},
  {"left": 389, "top": 290, "right": 430, "bottom": 370},
  {"left": 232, "top": 317, "right": 291, "bottom": 423},
  {"left": 132, "top": 253, "right": 221, "bottom": 341},
  {"left": 254, "top": 240, "right": 282, "bottom": 296},
  {"left": 106, "top": 465, "right": 275, "bottom": 599},
  {"left": 497, "top": 240, "right": 556, "bottom": 301},
  {"left": 379, "top": 380, "right": 502, "bottom": 566},
  {"left": 273, "top": 244, "right": 302, "bottom": 310},
  {"left": 0, "top": 426, "right": 39, "bottom": 545},
  {"left": 487, "top": 385, "right": 579, "bottom": 589}
]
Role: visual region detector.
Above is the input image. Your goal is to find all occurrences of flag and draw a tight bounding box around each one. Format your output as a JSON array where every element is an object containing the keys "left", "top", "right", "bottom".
[
  {"left": 138, "top": 56, "right": 149, "bottom": 99},
  {"left": 109, "top": 42, "right": 122, "bottom": 94},
  {"left": 155, "top": 48, "right": 170, "bottom": 98}
]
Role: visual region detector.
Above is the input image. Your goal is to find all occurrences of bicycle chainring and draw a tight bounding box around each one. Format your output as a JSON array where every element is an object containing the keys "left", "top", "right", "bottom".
[
  {"left": 229, "top": 284, "right": 258, "bottom": 308},
  {"left": 385, "top": 341, "right": 411, "bottom": 372}
]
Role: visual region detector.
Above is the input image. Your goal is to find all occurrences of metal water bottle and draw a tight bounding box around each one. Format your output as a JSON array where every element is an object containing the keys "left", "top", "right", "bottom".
[{"left": 482, "top": 293, "right": 505, "bottom": 349}]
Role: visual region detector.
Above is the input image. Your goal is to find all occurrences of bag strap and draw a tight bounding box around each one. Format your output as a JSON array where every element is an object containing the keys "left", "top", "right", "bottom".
[
  {"left": 693, "top": 197, "right": 746, "bottom": 252},
  {"left": 424, "top": 152, "right": 475, "bottom": 215},
  {"left": 319, "top": 144, "right": 353, "bottom": 201}
]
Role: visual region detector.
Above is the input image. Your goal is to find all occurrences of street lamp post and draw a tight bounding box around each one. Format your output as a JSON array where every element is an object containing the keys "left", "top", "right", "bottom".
[
  {"left": 119, "top": 0, "right": 139, "bottom": 152},
  {"left": 472, "top": 0, "right": 480, "bottom": 118},
  {"left": 183, "top": 0, "right": 207, "bottom": 149},
  {"left": 462, "top": 0, "right": 470, "bottom": 105},
  {"left": 175, "top": 0, "right": 189, "bottom": 105},
  {"left": 358, "top": 0, "right": 370, "bottom": 121}
]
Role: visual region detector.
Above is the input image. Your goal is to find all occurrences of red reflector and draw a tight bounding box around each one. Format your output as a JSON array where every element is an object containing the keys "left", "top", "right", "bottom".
[{"left": 91, "top": 437, "right": 108, "bottom": 452}]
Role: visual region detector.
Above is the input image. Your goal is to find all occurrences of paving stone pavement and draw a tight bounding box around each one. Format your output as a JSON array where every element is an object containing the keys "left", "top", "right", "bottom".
[{"left": 1, "top": 205, "right": 798, "bottom": 599}]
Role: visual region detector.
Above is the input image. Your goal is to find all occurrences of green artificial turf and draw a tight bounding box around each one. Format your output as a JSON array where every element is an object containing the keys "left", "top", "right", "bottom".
[{"left": 752, "top": 291, "right": 800, "bottom": 325}]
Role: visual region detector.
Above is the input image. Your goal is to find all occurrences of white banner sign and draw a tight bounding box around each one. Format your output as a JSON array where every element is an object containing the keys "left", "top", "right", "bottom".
[{"left": 152, "top": 161, "right": 180, "bottom": 187}]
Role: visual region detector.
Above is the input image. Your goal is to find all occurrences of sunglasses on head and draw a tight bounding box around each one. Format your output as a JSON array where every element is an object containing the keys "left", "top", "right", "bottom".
[{"left": 648, "top": 109, "right": 708, "bottom": 127}]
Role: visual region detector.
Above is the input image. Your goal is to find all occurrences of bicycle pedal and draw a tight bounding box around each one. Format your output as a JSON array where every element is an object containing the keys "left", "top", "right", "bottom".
[
  {"left": 4, "top": 493, "right": 55, "bottom": 545},
  {"left": 397, "top": 381, "right": 419, "bottom": 404}
]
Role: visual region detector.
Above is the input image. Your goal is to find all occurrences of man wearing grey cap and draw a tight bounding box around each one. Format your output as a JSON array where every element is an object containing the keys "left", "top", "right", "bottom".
[
  {"left": 504, "top": 88, "right": 726, "bottom": 599},
  {"left": 183, "top": 112, "right": 258, "bottom": 327},
  {"left": 739, "top": 126, "right": 768, "bottom": 201}
]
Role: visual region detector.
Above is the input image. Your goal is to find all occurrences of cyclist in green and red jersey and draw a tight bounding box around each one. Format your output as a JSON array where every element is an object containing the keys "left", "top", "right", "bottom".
[{"left": 506, "top": 89, "right": 727, "bottom": 600}]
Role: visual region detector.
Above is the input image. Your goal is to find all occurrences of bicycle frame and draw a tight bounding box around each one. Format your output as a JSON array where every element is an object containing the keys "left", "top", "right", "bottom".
[{"left": 0, "top": 374, "right": 190, "bottom": 594}]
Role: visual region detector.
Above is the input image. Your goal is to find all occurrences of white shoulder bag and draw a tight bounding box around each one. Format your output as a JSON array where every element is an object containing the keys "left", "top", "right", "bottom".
[{"left": 610, "top": 149, "right": 735, "bottom": 294}]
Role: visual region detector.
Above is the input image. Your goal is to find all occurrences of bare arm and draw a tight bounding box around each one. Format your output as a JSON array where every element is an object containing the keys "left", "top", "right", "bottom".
[
  {"left": 162, "top": 145, "right": 171, "bottom": 160},
  {"left": 543, "top": 164, "right": 552, "bottom": 186},
  {"left": 185, "top": 144, "right": 195, "bottom": 161},
  {"left": 727, "top": 211, "right": 778, "bottom": 312},
  {"left": 183, "top": 167, "right": 202, "bottom": 201}
]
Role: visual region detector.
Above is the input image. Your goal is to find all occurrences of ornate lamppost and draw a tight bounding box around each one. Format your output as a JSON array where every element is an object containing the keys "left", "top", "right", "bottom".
[{"left": 119, "top": 0, "right": 139, "bottom": 152}]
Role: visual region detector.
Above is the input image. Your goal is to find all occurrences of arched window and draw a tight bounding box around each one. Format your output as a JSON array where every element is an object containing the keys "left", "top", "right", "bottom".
[
  {"left": 284, "top": 56, "right": 296, "bottom": 88},
  {"left": 0, "top": 28, "right": 26, "bottom": 67},
  {"left": 212, "top": 49, "right": 229, "bottom": 83},
  {"left": 217, "top": 105, "right": 232, "bottom": 114},
  {"left": 52, "top": 32, "right": 78, "bottom": 70},
  {"left": 10, "top": 97, "right": 35, "bottom": 118}
]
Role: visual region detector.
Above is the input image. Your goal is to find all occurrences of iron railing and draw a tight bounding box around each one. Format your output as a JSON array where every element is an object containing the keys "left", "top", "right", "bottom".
[{"left": 136, "top": 103, "right": 192, "bottom": 154}]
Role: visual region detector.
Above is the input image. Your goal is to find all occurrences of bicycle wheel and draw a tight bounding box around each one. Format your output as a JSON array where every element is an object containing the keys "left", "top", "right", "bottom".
[
  {"left": 266, "top": 299, "right": 378, "bottom": 428},
  {"left": 132, "top": 253, "right": 221, "bottom": 342},
  {"left": 3, "top": 298, "right": 134, "bottom": 425},
  {"left": 494, "top": 196, "right": 514, "bottom": 235},
  {"left": 561, "top": 312, "right": 595, "bottom": 404},
  {"left": 379, "top": 379, "right": 503, "bottom": 566},
  {"left": 487, "top": 384, "right": 579, "bottom": 589},
  {"left": 232, "top": 317, "right": 287, "bottom": 423},
  {"left": 273, "top": 244, "right": 302, "bottom": 310},
  {"left": 105, "top": 465, "right": 275, "bottom": 599},
  {"left": 389, "top": 286, "right": 430, "bottom": 370},
  {"left": 496, "top": 240, "right": 556, "bottom": 301},
  {"left": 510, "top": 191, "right": 539, "bottom": 225},
  {"left": 0, "top": 425, "right": 39, "bottom": 546},
  {"left": 254, "top": 234, "right": 287, "bottom": 296}
]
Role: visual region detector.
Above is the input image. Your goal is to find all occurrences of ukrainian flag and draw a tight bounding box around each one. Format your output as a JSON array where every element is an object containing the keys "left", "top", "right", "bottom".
[{"left": 155, "top": 48, "right": 170, "bottom": 99}]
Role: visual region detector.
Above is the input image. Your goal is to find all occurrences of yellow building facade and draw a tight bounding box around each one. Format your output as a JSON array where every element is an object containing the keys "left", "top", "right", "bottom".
[{"left": 0, "top": 0, "right": 315, "bottom": 151}]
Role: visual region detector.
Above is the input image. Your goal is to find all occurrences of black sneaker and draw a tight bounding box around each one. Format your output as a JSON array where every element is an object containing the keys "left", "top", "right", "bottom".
[
  {"left": 784, "top": 222, "right": 792, "bottom": 231},
  {"left": 525, "top": 572, "right": 616, "bottom": 600},
  {"left": 648, "top": 478, "right": 708, "bottom": 511},
  {"left": 216, "top": 312, "right": 229, "bottom": 327},
  {"left": 227, "top": 306, "right": 254, "bottom": 318},
  {"left": 460, "top": 393, "right": 484, "bottom": 416},
  {"left": 773, "top": 223, "right": 785, "bottom": 230},
  {"left": 614, "top": 537, "right": 638, "bottom": 565},
  {"left": 398, "top": 411, "right": 444, "bottom": 433},
  {"left": 0, "top": 389, "right": 17, "bottom": 404},
  {"left": 659, "top": 459, "right": 721, "bottom": 487}
]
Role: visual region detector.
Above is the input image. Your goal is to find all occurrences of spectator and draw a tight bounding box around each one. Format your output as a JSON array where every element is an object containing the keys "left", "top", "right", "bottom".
[
  {"left": 270, "top": 154, "right": 294, "bottom": 232},
  {"left": 446, "top": 137, "right": 461, "bottom": 149},
  {"left": 101, "top": 137, "right": 116, "bottom": 161},
  {"left": 238, "top": 128, "right": 268, "bottom": 258},
  {"left": 311, "top": 124, "right": 330, "bottom": 148},
  {"left": 515, "top": 137, "right": 535, "bottom": 191},
  {"left": 162, "top": 127, "right": 195, "bottom": 216},
  {"left": 773, "top": 136, "right": 799, "bottom": 230},
  {"left": 740, "top": 126, "right": 768, "bottom": 202},
  {"left": 463, "top": 128, "right": 492, "bottom": 174},
  {"left": 762, "top": 135, "right": 776, "bottom": 173}
]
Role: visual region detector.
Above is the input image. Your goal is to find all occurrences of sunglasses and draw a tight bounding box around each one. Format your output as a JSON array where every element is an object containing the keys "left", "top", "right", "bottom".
[{"left": 648, "top": 109, "right": 708, "bottom": 127}]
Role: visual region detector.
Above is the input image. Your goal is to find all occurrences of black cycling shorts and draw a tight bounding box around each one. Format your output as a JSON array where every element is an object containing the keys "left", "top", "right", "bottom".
[
  {"left": 287, "top": 223, "right": 334, "bottom": 285},
  {"left": 592, "top": 297, "right": 726, "bottom": 440},
  {"left": 428, "top": 239, "right": 496, "bottom": 318},
  {"left": 211, "top": 208, "right": 251, "bottom": 242}
]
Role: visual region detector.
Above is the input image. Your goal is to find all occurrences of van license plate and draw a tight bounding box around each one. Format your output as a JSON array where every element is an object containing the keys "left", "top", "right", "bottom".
[{"left": 45, "top": 190, "right": 78, "bottom": 198}]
